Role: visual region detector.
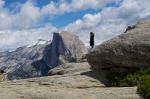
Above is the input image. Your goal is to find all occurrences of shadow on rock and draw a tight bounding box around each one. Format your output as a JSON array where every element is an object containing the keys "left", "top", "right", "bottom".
[{"left": 80, "top": 70, "right": 108, "bottom": 86}]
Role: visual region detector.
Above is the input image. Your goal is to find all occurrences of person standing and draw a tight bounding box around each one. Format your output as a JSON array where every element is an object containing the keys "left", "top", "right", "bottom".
[{"left": 90, "top": 32, "right": 94, "bottom": 48}]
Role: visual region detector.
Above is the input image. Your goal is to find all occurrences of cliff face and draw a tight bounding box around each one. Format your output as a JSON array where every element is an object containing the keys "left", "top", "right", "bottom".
[
  {"left": 43, "top": 32, "right": 71, "bottom": 68},
  {"left": 43, "top": 32, "right": 87, "bottom": 69},
  {"left": 0, "top": 32, "right": 87, "bottom": 80}
]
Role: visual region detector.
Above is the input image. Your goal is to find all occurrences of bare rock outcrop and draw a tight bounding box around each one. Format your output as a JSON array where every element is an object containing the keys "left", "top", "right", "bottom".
[
  {"left": 0, "top": 62, "right": 140, "bottom": 99},
  {"left": 87, "top": 20, "right": 150, "bottom": 70},
  {"left": 48, "top": 62, "right": 91, "bottom": 75}
]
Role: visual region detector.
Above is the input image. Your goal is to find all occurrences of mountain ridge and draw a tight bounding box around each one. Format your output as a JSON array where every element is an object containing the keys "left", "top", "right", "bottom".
[{"left": 0, "top": 31, "right": 87, "bottom": 80}]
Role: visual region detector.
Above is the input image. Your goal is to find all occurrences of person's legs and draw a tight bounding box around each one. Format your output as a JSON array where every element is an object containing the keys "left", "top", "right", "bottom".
[{"left": 91, "top": 45, "right": 94, "bottom": 48}]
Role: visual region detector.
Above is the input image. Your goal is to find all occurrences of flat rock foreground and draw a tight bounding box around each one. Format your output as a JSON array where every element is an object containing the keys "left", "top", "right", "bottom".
[{"left": 0, "top": 63, "right": 140, "bottom": 99}]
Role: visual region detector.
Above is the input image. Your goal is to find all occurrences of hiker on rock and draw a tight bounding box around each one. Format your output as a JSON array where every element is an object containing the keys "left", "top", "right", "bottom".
[{"left": 90, "top": 32, "right": 94, "bottom": 48}]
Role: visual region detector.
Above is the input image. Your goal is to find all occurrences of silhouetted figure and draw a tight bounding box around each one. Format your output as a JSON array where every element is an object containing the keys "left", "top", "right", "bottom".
[
  {"left": 124, "top": 25, "right": 136, "bottom": 33},
  {"left": 90, "top": 32, "right": 94, "bottom": 48}
]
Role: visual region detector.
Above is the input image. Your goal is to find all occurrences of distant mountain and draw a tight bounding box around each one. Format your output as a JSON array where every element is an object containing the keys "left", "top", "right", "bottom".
[
  {"left": 0, "top": 32, "right": 87, "bottom": 80},
  {"left": 0, "top": 40, "right": 50, "bottom": 80},
  {"left": 43, "top": 31, "right": 87, "bottom": 68}
]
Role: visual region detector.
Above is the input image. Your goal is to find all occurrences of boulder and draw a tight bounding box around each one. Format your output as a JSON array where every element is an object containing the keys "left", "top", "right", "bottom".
[
  {"left": 48, "top": 62, "right": 91, "bottom": 75},
  {"left": 87, "top": 20, "right": 150, "bottom": 69}
]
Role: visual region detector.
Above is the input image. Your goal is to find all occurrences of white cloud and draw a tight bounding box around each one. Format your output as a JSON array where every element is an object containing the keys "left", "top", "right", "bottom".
[
  {"left": 0, "top": 0, "right": 121, "bottom": 30},
  {"left": 0, "top": 0, "right": 122, "bottom": 30},
  {"left": 0, "top": 0, "right": 150, "bottom": 51},
  {"left": 41, "top": 0, "right": 122, "bottom": 16},
  {"left": 117, "top": 0, "right": 150, "bottom": 24},
  {"left": 0, "top": 25, "right": 57, "bottom": 51},
  {"left": 65, "top": 13, "right": 102, "bottom": 32},
  {"left": 64, "top": 0, "right": 150, "bottom": 46},
  {"left": 17, "top": 2, "right": 40, "bottom": 27},
  {"left": 0, "top": 1, "right": 42, "bottom": 30},
  {"left": 12, "top": 2, "right": 41, "bottom": 29},
  {"left": 0, "top": 0, "right": 5, "bottom": 7},
  {"left": 64, "top": 12, "right": 126, "bottom": 46},
  {"left": 0, "top": 0, "right": 121, "bottom": 51}
]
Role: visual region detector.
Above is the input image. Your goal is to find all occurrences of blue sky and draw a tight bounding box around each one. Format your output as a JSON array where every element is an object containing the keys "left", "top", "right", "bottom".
[
  {"left": 3, "top": 0, "right": 119, "bottom": 28},
  {"left": 0, "top": 0, "right": 149, "bottom": 51},
  {"left": 50, "top": 9, "right": 100, "bottom": 27}
]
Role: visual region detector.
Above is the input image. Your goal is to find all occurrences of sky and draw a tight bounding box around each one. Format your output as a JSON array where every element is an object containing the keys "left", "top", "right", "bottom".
[{"left": 0, "top": 0, "right": 150, "bottom": 51}]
